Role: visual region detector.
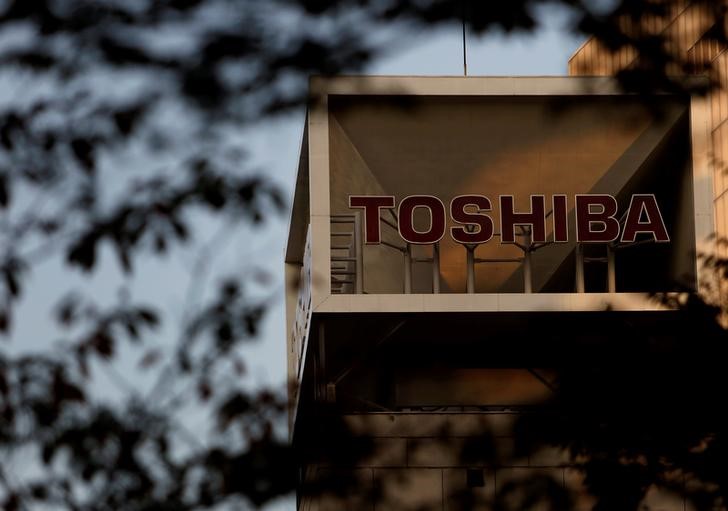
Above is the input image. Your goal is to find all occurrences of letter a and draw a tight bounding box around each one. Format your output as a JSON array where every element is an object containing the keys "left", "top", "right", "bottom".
[{"left": 621, "top": 194, "right": 670, "bottom": 243}]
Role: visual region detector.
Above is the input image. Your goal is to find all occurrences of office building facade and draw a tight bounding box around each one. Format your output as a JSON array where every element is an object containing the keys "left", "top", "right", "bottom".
[{"left": 285, "top": 72, "right": 714, "bottom": 509}]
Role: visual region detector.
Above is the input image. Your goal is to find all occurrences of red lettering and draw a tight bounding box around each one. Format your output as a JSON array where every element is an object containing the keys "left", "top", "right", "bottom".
[
  {"left": 500, "top": 195, "right": 546, "bottom": 243},
  {"left": 398, "top": 195, "right": 446, "bottom": 244},
  {"left": 621, "top": 194, "right": 670, "bottom": 243},
  {"left": 348, "top": 195, "right": 395, "bottom": 244},
  {"left": 552, "top": 195, "right": 568, "bottom": 243},
  {"left": 450, "top": 195, "right": 494, "bottom": 244},
  {"left": 575, "top": 195, "right": 620, "bottom": 242},
  {"left": 349, "top": 193, "right": 669, "bottom": 246}
]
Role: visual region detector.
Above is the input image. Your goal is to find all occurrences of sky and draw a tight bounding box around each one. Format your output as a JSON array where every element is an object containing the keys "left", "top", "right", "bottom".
[
  {"left": 253, "top": 9, "right": 585, "bottom": 509},
  {"left": 6, "top": 5, "right": 585, "bottom": 386},
  {"left": 2, "top": 6, "right": 585, "bottom": 509},
  {"left": 254, "top": 6, "right": 586, "bottom": 388}
]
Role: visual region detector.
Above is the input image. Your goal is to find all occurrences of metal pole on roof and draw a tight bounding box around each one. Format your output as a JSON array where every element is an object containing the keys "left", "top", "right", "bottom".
[
  {"left": 607, "top": 245, "right": 616, "bottom": 293},
  {"left": 354, "top": 211, "right": 364, "bottom": 294},
  {"left": 432, "top": 242, "right": 441, "bottom": 294},
  {"left": 462, "top": 1, "right": 468, "bottom": 76},
  {"left": 523, "top": 231, "right": 533, "bottom": 294},
  {"left": 466, "top": 245, "right": 475, "bottom": 293},
  {"left": 404, "top": 244, "right": 413, "bottom": 294},
  {"left": 575, "top": 243, "right": 585, "bottom": 293}
]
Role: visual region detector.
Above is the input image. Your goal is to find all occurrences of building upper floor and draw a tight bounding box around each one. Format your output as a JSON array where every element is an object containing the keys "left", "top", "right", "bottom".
[{"left": 285, "top": 76, "right": 713, "bottom": 325}]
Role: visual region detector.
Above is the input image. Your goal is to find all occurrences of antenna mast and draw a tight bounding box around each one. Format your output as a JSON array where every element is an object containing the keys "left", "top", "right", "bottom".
[{"left": 462, "top": 2, "right": 468, "bottom": 76}]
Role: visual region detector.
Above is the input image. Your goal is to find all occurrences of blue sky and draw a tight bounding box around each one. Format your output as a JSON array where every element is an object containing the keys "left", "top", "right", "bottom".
[
  {"left": 1, "top": 8, "right": 585, "bottom": 509},
  {"left": 3, "top": 5, "right": 584, "bottom": 405},
  {"left": 251, "top": 10, "right": 585, "bottom": 508},
  {"left": 252, "top": 7, "right": 586, "bottom": 391}
]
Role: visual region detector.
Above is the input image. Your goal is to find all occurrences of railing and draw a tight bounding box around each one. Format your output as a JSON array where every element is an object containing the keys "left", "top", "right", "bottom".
[
  {"left": 576, "top": 243, "right": 616, "bottom": 293},
  {"left": 463, "top": 208, "right": 561, "bottom": 293},
  {"left": 468, "top": 224, "right": 544, "bottom": 294},
  {"left": 330, "top": 214, "right": 363, "bottom": 294},
  {"left": 330, "top": 207, "right": 657, "bottom": 294},
  {"left": 331, "top": 210, "right": 441, "bottom": 294},
  {"left": 377, "top": 209, "right": 440, "bottom": 294}
]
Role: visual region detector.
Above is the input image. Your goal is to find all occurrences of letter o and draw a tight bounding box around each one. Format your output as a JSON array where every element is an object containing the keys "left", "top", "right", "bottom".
[{"left": 398, "top": 195, "right": 446, "bottom": 244}]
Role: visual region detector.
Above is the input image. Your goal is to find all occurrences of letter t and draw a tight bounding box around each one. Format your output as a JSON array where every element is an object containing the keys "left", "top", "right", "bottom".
[{"left": 349, "top": 196, "right": 396, "bottom": 244}]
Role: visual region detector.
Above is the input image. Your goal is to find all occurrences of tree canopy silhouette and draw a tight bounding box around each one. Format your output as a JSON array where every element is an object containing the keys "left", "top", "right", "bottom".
[{"left": 0, "top": 0, "right": 727, "bottom": 510}]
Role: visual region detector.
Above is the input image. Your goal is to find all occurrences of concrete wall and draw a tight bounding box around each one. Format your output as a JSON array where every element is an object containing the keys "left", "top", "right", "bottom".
[
  {"left": 300, "top": 413, "right": 685, "bottom": 511},
  {"left": 329, "top": 115, "right": 404, "bottom": 293}
]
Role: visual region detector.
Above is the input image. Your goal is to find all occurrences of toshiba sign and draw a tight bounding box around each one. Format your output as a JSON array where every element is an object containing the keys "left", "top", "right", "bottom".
[
  {"left": 349, "top": 194, "right": 669, "bottom": 245},
  {"left": 322, "top": 90, "right": 703, "bottom": 296}
]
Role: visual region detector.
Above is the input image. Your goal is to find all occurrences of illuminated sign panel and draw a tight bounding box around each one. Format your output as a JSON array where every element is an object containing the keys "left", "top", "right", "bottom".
[{"left": 326, "top": 92, "right": 699, "bottom": 296}]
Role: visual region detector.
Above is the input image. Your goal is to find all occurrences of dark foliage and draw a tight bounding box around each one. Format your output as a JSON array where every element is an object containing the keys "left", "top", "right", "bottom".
[{"left": 0, "top": 0, "right": 726, "bottom": 509}]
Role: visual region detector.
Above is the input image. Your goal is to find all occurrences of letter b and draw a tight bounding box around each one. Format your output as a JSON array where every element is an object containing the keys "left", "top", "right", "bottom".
[{"left": 575, "top": 195, "right": 620, "bottom": 242}]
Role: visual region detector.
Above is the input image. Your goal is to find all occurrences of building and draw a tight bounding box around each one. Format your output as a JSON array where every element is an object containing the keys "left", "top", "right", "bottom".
[
  {"left": 284, "top": 75, "right": 713, "bottom": 510},
  {"left": 286, "top": 4, "right": 723, "bottom": 503},
  {"left": 568, "top": 0, "right": 726, "bottom": 254}
]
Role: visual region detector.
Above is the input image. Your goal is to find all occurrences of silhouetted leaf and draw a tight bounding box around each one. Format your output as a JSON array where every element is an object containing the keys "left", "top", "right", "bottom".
[
  {"left": 3, "top": 267, "right": 19, "bottom": 297},
  {"left": 243, "top": 307, "right": 263, "bottom": 336},
  {"left": 67, "top": 233, "right": 98, "bottom": 270},
  {"left": 198, "top": 379, "right": 212, "bottom": 401},
  {"left": 113, "top": 105, "right": 146, "bottom": 135},
  {"left": 41, "top": 443, "right": 54, "bottom": 465},
  {"left": 137, "top": 308, "right": 158, "bottom": 326},
  {"left": 2, "top": 50, "right": 55, "bottom": 69},
  {"left": 29, "top": 485, "right": 48, "bottom": 501},
  {"left": 70, "top": 138, "right": 95, "bottom": 174},
  {"left": 52, "top": 370, "right": 85, "bottom": 403},
  {"left": 0, "top": 369, "right": 7, "bottom": 396},
  {"left": 0, "top": 113, "right": 22, "bottom": 150},
  {"left": 215, "top": 321, "right": 233, "bottom": 346},
  {"left": 39, "top": 219, "right": 59, "bottom": 234},
  {"left": 99, "top": 36, "right": 155, "bottom": 65},
  {"left": 88, "top": 331, "right": 114, "bottom": 359},
  {"left": 0, "top": 172, "right": 8, "bottom": 208},
  {"left": 237, "top": 181, "right": 257, "bottom": 203},
  {"left": 56, "top": 296, "right": 78, "bottom": 326},
  {"left": 170, "top": 218, "right": 188, "bottom": 240},
  {"left": 153, "top": 233, "right": 167, "bottom": 252},
  {"left": 218, "top": 393, "right": 251, "bottom": 429},
  {"left": 201, "top": 183, "right": 226, "bottom": 209},
  {"left": 3, "top": 493, "right": 19, "bottom": 511},
  {"left": 124, "top": 318, "right": 139, "bottom": 339},
  {"left": 222, "top": 280, "right": 238, "bottom": 298}
]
